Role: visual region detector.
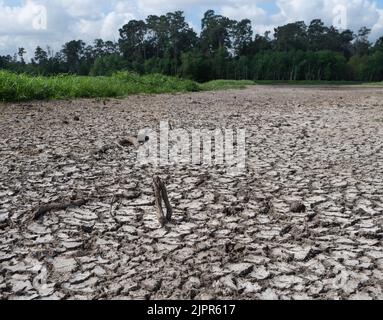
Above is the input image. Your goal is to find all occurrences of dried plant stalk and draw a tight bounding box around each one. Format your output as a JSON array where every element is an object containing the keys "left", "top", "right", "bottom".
[{"left": 153, "top": 176, "right": 172, "bottom": 226}]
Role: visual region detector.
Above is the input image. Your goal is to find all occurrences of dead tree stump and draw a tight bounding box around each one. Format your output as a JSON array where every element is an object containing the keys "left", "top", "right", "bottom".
[{"left": 153, "top": 176, "right": 173, "bottom": 226}]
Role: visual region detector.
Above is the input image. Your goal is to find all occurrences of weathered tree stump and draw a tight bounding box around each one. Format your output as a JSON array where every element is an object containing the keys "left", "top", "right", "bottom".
[{"left": 153, "top": 176, "right": 173, "bottom": 226}]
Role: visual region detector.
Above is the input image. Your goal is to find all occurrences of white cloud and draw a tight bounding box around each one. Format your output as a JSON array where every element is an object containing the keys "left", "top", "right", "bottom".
[
  {"left": 71, "top": 10, "right": 134, "bottom": 42},
  {"left": 136, "top": 0, "right": 222, "bottom": 14},
  {"left": 0, "top": 0, "right": 136, "bottom": 57},
  {"left": 221, "top": 4, "right": 269, "bottom": 23},
  {"left": 0, "top": 0, "right": 46, "bottom": 35},
  {"left": 275, "top": 0, "right": 379, "bottom": 30},
  {"left": 221, "top": 3, "right": 271, "bottom": 35},
  {"left": 371, "top": 9, "right": 383, "bottom": 40},
  {"left": 220, "top": 0, "right": 383, "bottom": 37},
  {"left": 59, "top": 0, "right": 109, "bottom": 17}
]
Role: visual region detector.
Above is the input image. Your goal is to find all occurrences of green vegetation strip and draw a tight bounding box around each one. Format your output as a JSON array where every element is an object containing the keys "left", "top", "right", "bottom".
[
  {"left": 254, "top": 80, "right": 383, "bottom": 87},
  {"left": 0, "top": 71, "right": 259, "bottom": 102},
  {"left": 254, "top": 80, "right": 365, "bottom": 86},
  {"left": 0, "top": 71, "right": 199, "bottom": 102},
  {"left": 199, "top": 80, "right": 255, "bottom": 91},
  {"left": 2, "top": 70, "right": 380, "bottom": 103}
]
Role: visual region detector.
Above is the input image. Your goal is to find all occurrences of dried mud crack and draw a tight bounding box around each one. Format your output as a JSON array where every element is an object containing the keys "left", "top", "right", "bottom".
[{"left": 0, "top": 86, "right": 382, "bottom": 300}]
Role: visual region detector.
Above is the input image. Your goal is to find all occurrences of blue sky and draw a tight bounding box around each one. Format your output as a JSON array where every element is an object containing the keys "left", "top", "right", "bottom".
[{"left": 1, "top": 0, "right": 383, "bottom": 57}]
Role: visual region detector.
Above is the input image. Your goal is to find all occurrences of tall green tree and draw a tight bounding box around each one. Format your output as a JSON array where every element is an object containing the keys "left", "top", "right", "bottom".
[
  {"left": 232, "top": 19, "right": 253, "bottom": 57},
  {"left": 354, "top": 27, "right": 371, "bottom": 56},
  {"left": 62, "top": 40, "right": 86, "bottom": 73},
  {"left": 308, "top": 19, "right": 327, "bottom": 51},
  {"left": 18, "top": 47, "right": 26, "bottom": 64},
  {"left": 34, "top": 46, "right": 48, "bottom": 64},
  {"left": 200, "top": 10, "right": 234, "bottom": 55},
  {"left": 165, "top": 11, "right": 198, "bottom": 74},
  {"left": 119, "top": 20, "right": 147, "bottom": 61},
  {"left": 274, "top": 21, "right": 308, "bottom": 51}
]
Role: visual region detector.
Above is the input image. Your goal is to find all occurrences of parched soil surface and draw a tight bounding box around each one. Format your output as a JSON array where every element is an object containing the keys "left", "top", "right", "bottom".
[{"left": 0, "top": 86, "right": 383, "bottom": 300}]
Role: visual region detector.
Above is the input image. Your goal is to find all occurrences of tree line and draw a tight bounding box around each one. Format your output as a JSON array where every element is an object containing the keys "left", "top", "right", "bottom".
[{"left": 1, "top": 10, "right": 383, "bottom": 82}]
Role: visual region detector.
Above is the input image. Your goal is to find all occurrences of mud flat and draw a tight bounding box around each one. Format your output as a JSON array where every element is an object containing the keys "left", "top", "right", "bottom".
[{"left": 0, "top": 86, "right": 382, "bottom": 300}]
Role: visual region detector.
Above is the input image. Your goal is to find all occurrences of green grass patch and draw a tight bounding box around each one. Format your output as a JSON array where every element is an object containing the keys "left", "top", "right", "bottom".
[
  {"left": 253, "top": 80, "right": 364, "bottom": 86},
  {"left": 2, "top": 70, "right": 382, "bottom": 103},
  {"left": 0, "top": 70, "right": 200, "bottom": 102},
  {"left": 361, "top": 82, "right": 383, "bottom": 87},
  {"left": 200, "top": 79, "right": 255, "bottom": 91}
]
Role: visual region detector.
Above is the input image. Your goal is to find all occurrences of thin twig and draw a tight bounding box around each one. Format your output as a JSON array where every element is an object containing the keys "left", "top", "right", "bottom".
[{"left": 33, "top": 199, "right": 88, "bottom": 220}]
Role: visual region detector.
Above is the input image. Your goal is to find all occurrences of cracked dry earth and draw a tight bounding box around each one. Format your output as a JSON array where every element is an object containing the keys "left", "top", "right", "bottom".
[{"left": 1, "top": 86, "right": 383, "bottom": 300}]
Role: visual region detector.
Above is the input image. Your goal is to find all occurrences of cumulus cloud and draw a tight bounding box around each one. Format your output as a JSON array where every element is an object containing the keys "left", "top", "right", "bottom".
[
  {"left": 275, "top": 0, "right": 379, "bottom": 30},
  {"left": 221, "top": 3, "right": 273, "bottom": 35},
  {"left": 0, "top": 0, "right": 46, "bottom": 35},
  {"left": 0, "top": 0, "right": 383, "bottom": 58},
  {"left": 0, "top": 0, "right": 136, "bottom": 57},
  {"left": 371, "top": 9, "right": 383, "bottom": 40},
  {"left": 135, "top": 0, "right": 222, "bottom": 14},
  {"left": 221, "top": 0, "right": 383, "bottom": 37}
]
